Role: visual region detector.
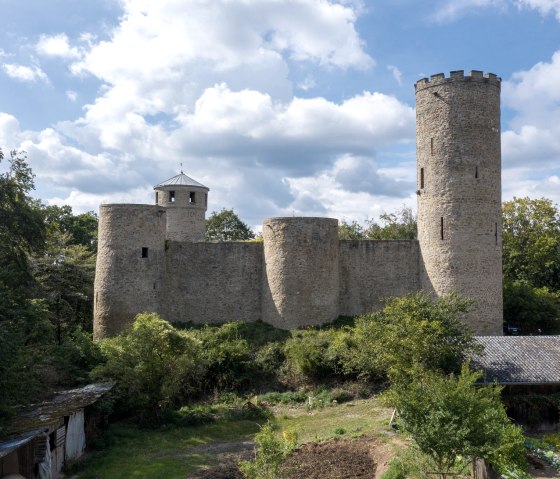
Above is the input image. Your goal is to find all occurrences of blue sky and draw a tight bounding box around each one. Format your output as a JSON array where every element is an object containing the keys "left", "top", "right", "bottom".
[{"left": 0, "top": 0, "right": 559, "bottom": 227}]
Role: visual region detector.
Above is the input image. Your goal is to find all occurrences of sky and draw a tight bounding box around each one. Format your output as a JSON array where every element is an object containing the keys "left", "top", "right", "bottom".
[{"left": 0, "top": 0, "right": 559, "bottom": 229}]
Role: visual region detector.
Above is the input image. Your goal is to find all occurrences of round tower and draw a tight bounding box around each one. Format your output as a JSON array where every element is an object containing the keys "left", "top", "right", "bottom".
[
  {"left": 93, "top": 204, "right": 166, "bottom": 339},
  {"left": 416, "top": 70, "right": 502, "bottom": 335},
  {"left": 261, "top": 217, "right": 339, "bottom": 329},
  {"left": 154, "top": 171, "right": 209, "bottom": 242}
]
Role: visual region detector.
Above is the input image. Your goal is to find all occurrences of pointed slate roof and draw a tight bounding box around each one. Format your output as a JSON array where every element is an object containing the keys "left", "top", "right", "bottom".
[{"left": 154, "top": 172, "right": 208, "bottom": 190}]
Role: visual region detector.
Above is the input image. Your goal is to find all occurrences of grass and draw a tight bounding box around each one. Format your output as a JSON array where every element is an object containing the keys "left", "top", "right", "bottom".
[
  {"left": 68, "top": 397, "right": 393, "bottom": 478},
  {"left": 67, "top": 419, "right": 261, "bottom": 479},
  {"left": 273, "top": 397, "right": 392, "bottom": 444}
]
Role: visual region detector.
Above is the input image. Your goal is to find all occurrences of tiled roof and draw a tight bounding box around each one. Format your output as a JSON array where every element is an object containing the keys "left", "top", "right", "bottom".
[
  {"left": 472, "top": 336, "right": 560, "bottom": 384},
  {"left": 154, "top": 172, "right": 208, "bottom": 189}
]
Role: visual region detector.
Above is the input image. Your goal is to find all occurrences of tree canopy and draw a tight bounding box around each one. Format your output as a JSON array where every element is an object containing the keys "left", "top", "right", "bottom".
[
  {"left": 205, "top": 208, "right": 255, "bottom": 241},
  {"left": 339, "top": 207, "right": 417, "bottom": 240},
  {"left": 502, "top": 197, "right": 560, "bottom": 291},
  {"left": 387, "top": 365, "right": 526, "bottom": 476}
]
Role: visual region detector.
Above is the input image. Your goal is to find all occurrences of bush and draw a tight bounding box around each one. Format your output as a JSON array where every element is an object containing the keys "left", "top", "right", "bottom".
[
  {"left": 239, "top": 422, "right": 295, "bottom": 479},
  {"left": 195, "top": 322, "right": 255, "bottom": 392},
  {"left": 351, "top": 292, "right": 478, "bottom": 381},
  {"left": 284, "top": 329, "right": 352, "bottom": 381},
  {"left": 386, "top": 365, "right": 527, "bottom": 475},
  {"left": 504, "top": 280, "right": 560, "bottom": 334},
  {"left": 93, "top": 313, "right": 206, "bottom": 422}
]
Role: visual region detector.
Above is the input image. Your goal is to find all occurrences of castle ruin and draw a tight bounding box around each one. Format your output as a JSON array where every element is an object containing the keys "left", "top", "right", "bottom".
[{"left": 93, "top": 70, "right": 503, "bottom": 339}]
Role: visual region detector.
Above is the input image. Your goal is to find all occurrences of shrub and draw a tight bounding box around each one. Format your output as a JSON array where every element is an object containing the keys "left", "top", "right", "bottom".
[
  {"left": 352, "top": 292, "right": 478, "bottom": 381},
  {"left": 284, "top": 329, "right": 351, "bottom": 381},
  {"left": 386, "top": 365, "right": 527, "bottom": 475},
  {"left": 93, "top": 313, "right": 205, "bottom": 422},
  {"left": 195, "top": 322, "right": 255, "bottom": 392},
  {"left": 239, "top": 422, "right": 295, "bottom": 479}
]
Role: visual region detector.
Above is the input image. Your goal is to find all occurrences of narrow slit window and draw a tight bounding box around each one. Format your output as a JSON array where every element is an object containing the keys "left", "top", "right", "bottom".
[
  {"left": 430, "top": 138, "right": 434, "bottom": 156},
  {"left": 142, "top": 247, "right": 149, "bottom": 258},
  {"left": 153, "top": 282, "right": 156, "bottom": 290},
  {"left": 440, "top": 217, "right": 444, "bottom": 240},
  {"left": 495, "top": 222, "right": 498, "bottom": 245},
  {"left": 475, "top": 166, "right": 479, "bottom": 179},
  {"left": 204, "top": 193, "right": 208, "bottom": 206},
  {"left": 189, "top": 192, "right": 196, "bottom": 203},
  {"left": 169, "top": 191, "right": 175, "bottom": 203},
  {"left": 155, "top": 191, "right": 159, "bottom": 204},
  {"left": 420, "top": 167, "right": 425, "bottom": 189}
]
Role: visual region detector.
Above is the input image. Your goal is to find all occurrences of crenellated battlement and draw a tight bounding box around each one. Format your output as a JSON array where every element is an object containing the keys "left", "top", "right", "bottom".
[{"left": 415, "top": 70, "right": 501, "bottom": 91}]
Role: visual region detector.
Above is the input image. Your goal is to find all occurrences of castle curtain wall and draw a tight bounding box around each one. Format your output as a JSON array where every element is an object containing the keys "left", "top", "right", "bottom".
[
  {"left": 338, "top": 240, "right": 421, "bottom": 317},
  {"left": 163, "top": 242, "right": 263, "bottom": 324}
]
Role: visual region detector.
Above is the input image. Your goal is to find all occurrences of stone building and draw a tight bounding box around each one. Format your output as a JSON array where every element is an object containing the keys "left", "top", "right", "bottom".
[{"left": 93, "top": 70, "right": 503, "bottom": 339}]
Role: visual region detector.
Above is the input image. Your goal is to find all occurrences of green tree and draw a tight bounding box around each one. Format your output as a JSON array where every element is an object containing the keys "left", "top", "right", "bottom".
[
  {"left": 365, "top": 207, "right": 417, "bottom": 240},
  {"left": 503, "top": 280, "right": 560, "bottom": 334},
  {"left": 0, "top": 149, "right": 51, "bottom": 426},
  {"left": 205, "top": 208, "right": 255, "bottom": 241},
  {"left": 41, "top": 204, "right": 98, "bottom": 252},
  {"left": 93, "top": 313, "right": 206, "bottom": 422},
  {"left": 338, "top": 220, "right": 366, "bottom": 240},
  {"left": 351, "top": 292, "right": 478, "bottom": 380},
  {"left": 502, "top": 197, "right": 560, "bottom": 291},
  {"left": 31, "top": 230, "right": 96, "bottom": 342},
  {"left": 338, "top": 207, "right": 417, "bottom": 241},
  {"left": 387, "top": 365, "right": 527, "bottom": 477}
]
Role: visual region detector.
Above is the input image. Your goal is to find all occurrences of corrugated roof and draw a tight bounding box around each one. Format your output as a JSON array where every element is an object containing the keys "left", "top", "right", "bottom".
[
  {"left": 154, "top": 172, "right": 208, "bottom": 189},
  {"left": 0, "top": 429, "right": 43, "bottom": 459},
  {"left": 472, "top": 336, "right": 560, "bottom": 384}
]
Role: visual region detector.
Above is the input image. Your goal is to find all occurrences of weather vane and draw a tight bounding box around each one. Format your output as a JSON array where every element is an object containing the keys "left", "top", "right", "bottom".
[{"left": 180, "top": 162, "right": 183, "bottom": 174}]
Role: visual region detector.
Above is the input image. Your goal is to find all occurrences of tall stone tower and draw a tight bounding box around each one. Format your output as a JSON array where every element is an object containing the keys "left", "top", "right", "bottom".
[
  {"left": 416, "top": 70, "right": 502, "bottom": 335},
  {"left": 154, "top": 171, "right": 209, "bottom": 241}
]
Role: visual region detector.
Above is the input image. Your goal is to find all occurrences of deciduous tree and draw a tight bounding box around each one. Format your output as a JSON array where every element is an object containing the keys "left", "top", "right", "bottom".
[{"left": 205, "top": 208, "right": 255, "bottom": 241}]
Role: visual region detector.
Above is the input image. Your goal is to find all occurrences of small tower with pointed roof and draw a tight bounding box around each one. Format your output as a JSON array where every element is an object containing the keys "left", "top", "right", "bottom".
[{"left": 154, "top": 171, "right": 209, "bottom": 242}]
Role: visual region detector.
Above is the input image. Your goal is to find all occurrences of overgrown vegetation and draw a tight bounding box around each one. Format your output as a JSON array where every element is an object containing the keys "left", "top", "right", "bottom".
[
  {"left": 239, "top": 422, "right": 296, "bottom": 479},
  {"left": 502, "top": 197, "right": 560, "bottom": 333},
  {"left": 91, "top": 292, "right": 480, "bottom": 424},
  {"left": 386, "top": 365, "right": 527, "bottom": 477},
  {"left": 0, "top": 149, "right": 100, "bottom": 431},
  {"left": 338, "top": 206, "right": 417, "bottom": 240}
]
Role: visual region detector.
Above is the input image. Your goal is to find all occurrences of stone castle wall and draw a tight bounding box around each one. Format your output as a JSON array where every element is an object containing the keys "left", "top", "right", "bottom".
[
  {"left": 339, "top": 240, "right": 421, "bottom": 317},
  {"left": 416, "top": 71, "right": 502, "bottom": 335},
  {"left": 163, "top": 241, "right": 263, "bottom": 324},
  {"left": 93, "top": 204, "right": 167, "bottom": 339},
  {"left": 94, "top": 214, "right": 422, "bottom": 336},
  {"left": 93, "top": 69, "right": 504, "bottom": 338},
  {"left": 262, "top": 217, "right": 340, "bottom": 329}
]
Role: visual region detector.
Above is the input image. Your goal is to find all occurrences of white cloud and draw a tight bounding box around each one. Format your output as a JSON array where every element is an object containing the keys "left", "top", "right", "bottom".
[
  {"left": 297, "top": 76, "right": 317, "bottom": 91},
  {"left": 516, "top": 0, "right": 560, "bottom": 20},
  {"left": 387, "top": 65, "right": 402, "bottom": 86},
  {"left": 430, "top": 0, "right": 505, "bottom": 22},
  {"left": 502, "top": 51, "right": 560, "bottom": 171},
  {"left": 0, "top": 0, "right": 419, "bottom": 225},
  {"left": 432, "top": 0, "right": 560, "bottom": 21},
  {"left": 2, "top": 63, "right": 48, "bottom": 83},
  {"left": 66, "top": 90, "right": 78, "bottom": 102},
  {"left": 36, "top": 33, "right": 82, "bottom": 59}
]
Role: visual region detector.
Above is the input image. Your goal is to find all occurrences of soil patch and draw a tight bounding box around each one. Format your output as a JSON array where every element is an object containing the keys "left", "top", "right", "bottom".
[
  {"left": 282, "top": 436, "right": 378, "bottom": 479},
  {"left": 188, "top": 436, "right": 395, "bottom": 479}
]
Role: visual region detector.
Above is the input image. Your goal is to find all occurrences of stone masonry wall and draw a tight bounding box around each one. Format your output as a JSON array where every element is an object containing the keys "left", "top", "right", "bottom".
[
  {"left": 416, "top": 71, "right": 502, "bottom": 335},
  {"left": 163, "top": 241, "right": 263, "bottom": 324},
  {"left": 155, "top": 185, "right": 208, "bottom": 242},
  {"left": 93, "top": 204, "right": 166, "bottom": 339},
  {"left": 262, "top": 217, "right": 339, "bottom": 329},
  {"left": 339, "top": 240, "right": 421, "bottom": 316}
]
